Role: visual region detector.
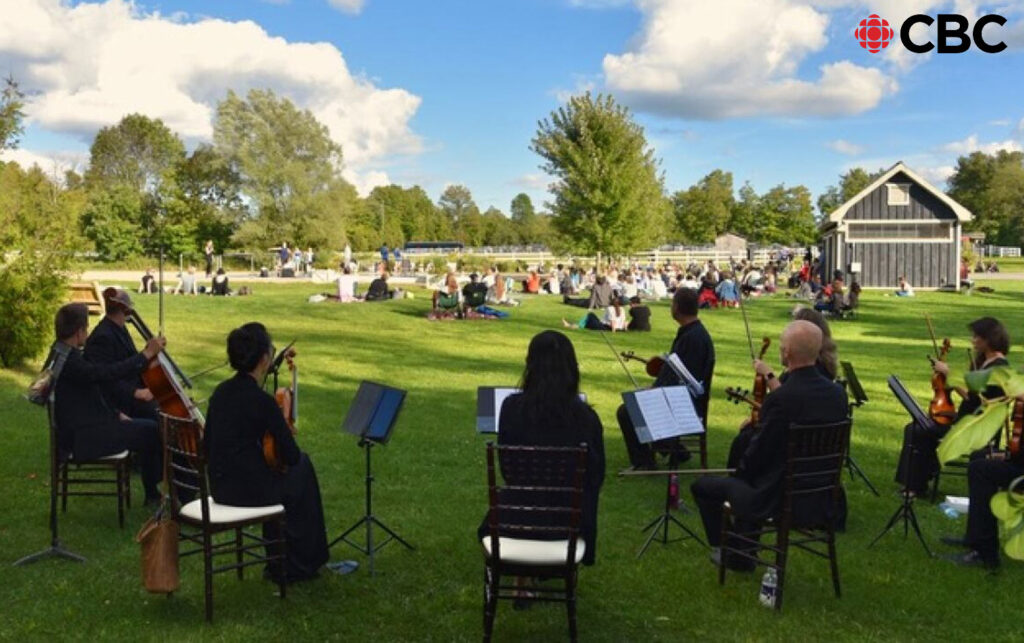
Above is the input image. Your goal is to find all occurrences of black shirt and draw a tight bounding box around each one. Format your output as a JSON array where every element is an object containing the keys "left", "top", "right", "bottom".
[
  {"left": 84, "top": 317, "right": 143, "bottom": 413},
  {"left": 628, "top": 305, "right": 651, "bottom": 332},
  {"left": 958, "top": 356, "right": 1009, "bottom": 419},
  {"left": 654, "top": 319, "right": 715, "bottom": 423},
  {"left": 204, "top": 372, "right": 299, "bottom": 506}
]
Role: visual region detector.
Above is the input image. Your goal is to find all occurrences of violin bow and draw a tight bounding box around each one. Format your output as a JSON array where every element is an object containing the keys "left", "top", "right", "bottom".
[
  {"left": 158, "top": 247, "right": 165, "bottom": 338},
  {"left": 737, "top": 293, "right": 756, "bottom": 361},
  {"left": 600, "top": 330, "right": 641, "bottom": 390},
  {"left": 924, "top": 313, "right": 940, "bottom": 359}
]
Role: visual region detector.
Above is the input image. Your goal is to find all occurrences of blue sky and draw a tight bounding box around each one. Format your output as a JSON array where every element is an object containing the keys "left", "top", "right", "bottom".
[{"left": 2, "top": 0, "right": 1023, "bottom": 216}]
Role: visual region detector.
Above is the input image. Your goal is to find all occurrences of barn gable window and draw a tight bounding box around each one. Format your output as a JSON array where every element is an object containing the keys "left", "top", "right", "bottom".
[{"left": 887, "top": 183, "right": 911, "bottom": 206}]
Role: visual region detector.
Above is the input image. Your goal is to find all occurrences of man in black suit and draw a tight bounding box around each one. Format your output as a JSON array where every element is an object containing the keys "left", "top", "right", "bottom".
[
  {"left": 617, "top": 287, "right": 715, "bottom": 468},
  {"left": 53, "top": 303, "right": 166, "bottom": 504},
  {"left": 84, "top": 288, "right": 158, "bottom": 422},
  {"left": 691, "top": 320, "right": 849, "bottom": 569}
]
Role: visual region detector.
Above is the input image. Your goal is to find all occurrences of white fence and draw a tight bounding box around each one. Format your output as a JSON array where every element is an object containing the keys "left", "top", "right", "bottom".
[{"left": 983, "top": 245, "right": 1022, "bottom": 258}]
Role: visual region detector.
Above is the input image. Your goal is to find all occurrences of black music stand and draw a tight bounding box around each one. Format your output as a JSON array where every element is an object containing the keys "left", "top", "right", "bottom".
[
  {"left": 840, "top": 361, "right": 879, "bottom": 496},
  {"left": 622, "top": 387, "right": 707, "bottom": 557},
  {"left": 868, "top": 376, "right": 932, "bottom": 556},
  {"left": 328, "top": 381, "right": 413, "bottom": 576},
  {"left": 14, "top": 401, "right": 86, "bottom": 566}
]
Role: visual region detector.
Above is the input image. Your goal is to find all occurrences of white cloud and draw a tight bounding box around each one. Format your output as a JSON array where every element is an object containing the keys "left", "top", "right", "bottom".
[
  {"left": 510, "top": 173, "right": 551, "bottom": 191},
  {"left": 942, "top": 134, "right": 1023, "bottom": 155},
  {"left": 1016, "top": 118, "right": 1024, "bottom": 137},
  {"left": 0, "top": 0, "right": 420, "bottom": 193},
  {"left": 601, "top": 0, "right": 898, "bottom": 119},
  {"left": 568, "top": 0, "right": 632, "bottom": 7},
  {"left": 827, "top": 139, "right": 865, "bottom": 155},
  {"left": 326, "top": 0, "right": 366, "bottom": 14},
  {"left": 0, "top": 148, "right": 88, "bottom": 181}
]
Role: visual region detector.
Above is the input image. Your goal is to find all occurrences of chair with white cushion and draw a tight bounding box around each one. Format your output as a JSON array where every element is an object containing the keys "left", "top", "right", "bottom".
[
  {"left": 160, "top": 413, "right": 286, "bottom": 622},
  {"left": 482, "top": 442, "right": 587, "bottom": 642}
]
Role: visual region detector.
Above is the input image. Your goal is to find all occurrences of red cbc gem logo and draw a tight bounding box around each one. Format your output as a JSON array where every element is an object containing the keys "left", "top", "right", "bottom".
[{"left": 855, "top": 14, "right": 895, "bottom": 53}]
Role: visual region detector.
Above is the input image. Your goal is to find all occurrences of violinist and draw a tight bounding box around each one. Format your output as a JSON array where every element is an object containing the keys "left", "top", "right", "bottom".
[
  {"left": 53, "top": 303, "right": 166, "bottom": 505},
  {"left": 896, "top": 317, "right": 1010, "bottom": 496},
  {"left": 84, "top": 288, "right": 159, "bottom": 423},
  {"left": 616, "top": 288, "right": 715, "bottom": 469},
  {"left": 204, "top": 323, "right": 331, "bottom": 583}
]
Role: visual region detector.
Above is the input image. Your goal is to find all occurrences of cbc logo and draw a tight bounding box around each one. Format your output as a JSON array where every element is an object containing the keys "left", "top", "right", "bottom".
[{"left": 856, "top": 13, "right": 1007, "bottom": 54}]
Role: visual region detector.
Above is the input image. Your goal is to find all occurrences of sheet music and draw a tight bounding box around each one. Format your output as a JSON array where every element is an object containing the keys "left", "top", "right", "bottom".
[
  {"left": 493, "top": 387, "right": 518, "bottom": 432},
  {"left": 665, "top": 353, "right": 704, "bottom": 397},
  {"left": 634, "top": 389, "right": 677, "bottom": 441},
  {"left": 662, "top": 386, "right": 704, "bottom": 435},
  {"left": 477, "top": 387, "right": 588, "bottom": 433}
]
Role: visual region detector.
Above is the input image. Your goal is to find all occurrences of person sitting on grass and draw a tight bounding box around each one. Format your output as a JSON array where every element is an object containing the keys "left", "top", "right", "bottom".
[
  {"left": 364, "top": 271, "right": 392, "bottom": 302},
  {"left": 715, "top": 271, "right": 740, "bottom": 308},
  {"left": 174, "top": 266, "right": 199, "bottom": 295},
  {"left": 335, "top": 265, "right": 360, "bottom": 302},
  {"left": 432, "top": 272, "right": 463, "bottom": 316},
  {"left": 523, "top": 270, "right": 541, "bottom": 294},
  {"left": 627, "top": 296, "right": 651, "bottom": 332},
  {"left": 138, "top": 268, "right": 157, "bottom": 294},
  {"left": 895, "top": 275, "right": 915, "bottom": 297},
  {"left": 487, "top": 270, "right": 518, "bottom": 306},
  {"left": 211, "top": 268, "right": 230, "bottom": 296},
  {"left": 562, "top": 296, "right": 628, "bottom": 332},
  {"left": 697, "top": 278, "right": 719, "bottom": 309},
  {"left": 462, "top": 272, "right": 489, "bottom": 309}
]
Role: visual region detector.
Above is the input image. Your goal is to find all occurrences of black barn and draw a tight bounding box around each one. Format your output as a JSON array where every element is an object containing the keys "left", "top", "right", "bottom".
[{"left": 819, "top": 162, "right": 973, "bottom": 289}]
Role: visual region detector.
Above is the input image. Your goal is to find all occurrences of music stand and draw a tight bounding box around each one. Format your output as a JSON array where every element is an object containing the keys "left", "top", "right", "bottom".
[
  {"left": 622, "top": 386, "right": 707, "bottom": 557},
  {"left": 328, "top": 381, "right": 413, "bottom": 575},
  {"left": 14, "top": 400, "right": 86, "bottom": 566},
  {"left": 868, "top": 376, "right": 932, "bottom": 556},
  {"left": 840, "top": 361, "right": 879, "bottom": 496}
]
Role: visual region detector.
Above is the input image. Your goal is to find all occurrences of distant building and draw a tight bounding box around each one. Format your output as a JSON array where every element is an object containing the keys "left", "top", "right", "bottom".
[
  {"left": 819, "top": 162, "right": 972, "bottom": 289},
  {"left": 714, "top": 233, "right": 747, "bottom": 254}
]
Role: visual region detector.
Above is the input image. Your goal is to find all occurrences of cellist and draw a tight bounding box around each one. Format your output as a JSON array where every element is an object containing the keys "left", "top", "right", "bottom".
[{"left": 896, "top": 317, "right": 1010, "bottom": 496}]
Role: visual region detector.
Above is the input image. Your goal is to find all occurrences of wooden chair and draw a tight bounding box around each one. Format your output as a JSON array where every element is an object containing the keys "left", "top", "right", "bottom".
[
  {"left": 51, "top": 401, "right": 131, "bottom": 528},
  {"left": 160, "top": 413, "right": 287, "bottom": 622},
  {"left": 482, "top": 443, "right": 587, "bottom": 642},
  {"left": 719, "top": 420, "right": 851, "bottom": 610}
]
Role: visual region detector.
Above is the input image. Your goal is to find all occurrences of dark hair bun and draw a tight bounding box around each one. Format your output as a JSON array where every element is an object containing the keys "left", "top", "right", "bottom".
[{"left": 227, "top": 322, "right": 271, "bottom": 373}]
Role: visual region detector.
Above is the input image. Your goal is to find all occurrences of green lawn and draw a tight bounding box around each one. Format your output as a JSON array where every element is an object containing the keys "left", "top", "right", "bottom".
[{"left": 3, "top": 280, "right": 1023, "bottom": 641}]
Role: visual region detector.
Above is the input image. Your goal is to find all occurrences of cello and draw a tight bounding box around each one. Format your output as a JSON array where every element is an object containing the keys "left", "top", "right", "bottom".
[
  {"left": 1009, "top": 399, "right": 1024, "bottom": 461},
  {"left": 925, "top": 314, "right": 957, "bottom": 426},
  {"left": 262, "top": 342, "right": 298, "bottom": 473}
]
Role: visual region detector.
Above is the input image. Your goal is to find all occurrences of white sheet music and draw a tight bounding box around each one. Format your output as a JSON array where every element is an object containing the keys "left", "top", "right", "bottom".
[
  {"left": 493, "top": 387, "right": 518, "bottom": 431},
  {"left": 633, "top": 389, "right": 677, "bottom": 441},
  {"left": 665, "top": 353, "right": 704, "bottom": 396},
  {"left": 662, "top": 386, "right": 703, "bottom": 435}
]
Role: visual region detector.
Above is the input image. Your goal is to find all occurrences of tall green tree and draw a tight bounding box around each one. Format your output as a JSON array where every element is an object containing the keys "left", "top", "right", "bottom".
[
  {"left": 85, "top": 114, "right": 185, "bottom": 193},
  {"left": 510, "top": 192, "right": 540, "bottom": 244},
  {"left": 531, "top": 93, "right": 667, "bottom": 256},
  {"left": 161, "top": 144, "right": 245, "bottom": 252},
  {"left": 760, "top": 184, "right": 817, "bottom": 245},
  {"left": 817, "top": 167, "right": 882, "bottom": 218},
  {"left": 672, "top": 169, "right": 734, "bottom": 243},
  {"left": 1, "top": 75, "right": 25, "bottom": 151},
  {"left": 948, "top": 151, "right": 1024, "bottom": 246},
  {"left": 438, "top": 184, "right": 483, "bottom": 246},
  {"left": 214, "top": 89, "right": 348, "bottom": 249},
  {"left": 481, "top": 206, "right": 517, "bottom": 246}
]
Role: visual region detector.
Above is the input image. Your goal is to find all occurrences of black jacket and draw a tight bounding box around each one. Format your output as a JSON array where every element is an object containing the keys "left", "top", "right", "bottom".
[
  {"left": 479, "top": 394, "right": 606, "bottom": 565},
  {"left": 735, "top": 365, "right": 849, "bottom": 523},
  {"left": 204, "top": 373, "right": 299, "bottom": 506},
  {"left": 84, "top": 317, "right": 145, "bottom": 414},
  {"left": 653, "top": 319, "right": 715, "bottom": 423},
  {"left": 54, "top": 347, "right": 149, "bottom": 459}
]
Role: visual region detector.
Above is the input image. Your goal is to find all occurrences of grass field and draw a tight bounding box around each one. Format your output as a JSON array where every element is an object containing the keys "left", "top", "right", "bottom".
[{"left": 3, "top": 279, "right": 1024, "bottom": 642}]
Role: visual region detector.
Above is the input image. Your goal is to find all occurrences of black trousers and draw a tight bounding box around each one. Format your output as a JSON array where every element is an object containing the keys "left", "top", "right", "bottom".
[
  {"left": 966, "top": 457, "right": 1024, "bottom": 563},
  {"left": 895, "top": 421, "right": 948, "bottom": 494},
  {"left": 691, "top": 475, "right": 760, "bottom": 569},
  {"left": 616, "top": 404, "right": 690, "bottom": 468},
  {"left": 563, "top": 295, "right": 589, "bottom": 308},
  {"left": 264, "top": 453, "right": 330, "bottom": 582},
  {"left": 76, "top": 418, "right": 162, "bottom": 499}
]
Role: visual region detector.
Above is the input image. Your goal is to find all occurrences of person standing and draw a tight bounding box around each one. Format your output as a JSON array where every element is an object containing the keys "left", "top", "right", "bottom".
[
  {"left": 379, "top": 244, "right": 389, "bottom": 273},
  {"left": 617, "top": 288, "right": 715, "bottom": 468},
  {"left": 343, "top": 243, "right": 352, "bottom": 269},
  {"left": 54, "top": 303, "right": 166, "bottom": 504},
  {"left": 204, "top": 240, "right": 215, "bottom": 278}
]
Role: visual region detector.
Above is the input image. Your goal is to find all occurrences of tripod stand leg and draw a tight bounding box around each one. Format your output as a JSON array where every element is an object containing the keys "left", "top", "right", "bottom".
[
  {"left": 637, "top": 515, "right": 669, "bottom": 558},
  {"left": 846, "top": 455, "right": 880, "bottom": 496},
  {"left": 905, "top": 502, "right": 933, "bottom": 558},
  {"left": 868, "top": 501, "right": 906, "bottom": 549},
  {"left": 370, "top": 516, "right": 414, "bottom": 551},
  {"left": 13, "top": 542, "right": 86, "bottom": 566}
]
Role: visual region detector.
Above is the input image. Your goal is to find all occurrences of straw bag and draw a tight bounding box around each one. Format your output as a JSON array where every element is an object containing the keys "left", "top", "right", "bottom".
[{"left": 136, "top": 505, "right": 179, "bottom": 594}]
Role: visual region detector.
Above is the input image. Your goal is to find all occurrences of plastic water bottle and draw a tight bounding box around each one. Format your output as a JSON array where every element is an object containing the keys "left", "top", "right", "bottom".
[
  {"left": 938, "top": 501, "right": 959, "bottom": 519},
  {"left": 758, "top": 568, "right": 778, "bottom": 608},
  {"left": 668, "top": 473, "right": 679, "bottom": 510}
]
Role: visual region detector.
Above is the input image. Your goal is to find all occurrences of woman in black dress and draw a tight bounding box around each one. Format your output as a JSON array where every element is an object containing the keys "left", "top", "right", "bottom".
[
  {"left": 204, "top": 322, "right": 330, "bottom": 583},
  {"left": 479, "top": 330, "right": 606, "bottom": 565}
]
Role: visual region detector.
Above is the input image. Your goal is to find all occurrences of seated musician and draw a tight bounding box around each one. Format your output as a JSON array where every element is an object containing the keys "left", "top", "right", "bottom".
[
  {"left": 617, "top": 288, "right": 714, "bottom": 469},
  {"left": 84, "top": 288, "right": 159, "bottom": 423},
  {"left": 692, "top": 321, "right": 849, "bottom": 570},
  {"left": 477, "top": 330, "right": 605, "bottom": 566},
  {"left": 204, "top": 323, "right": 331, "bottom": 583},
  {"left": 896, "top": 317, "right": 1010, "bottom": 495},
  {"left": 53, "top": 303, "right": 166, "bottom": 504}
]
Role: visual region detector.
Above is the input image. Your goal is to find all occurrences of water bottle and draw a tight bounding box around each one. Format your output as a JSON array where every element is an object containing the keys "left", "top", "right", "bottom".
[
  {"left": 668, "top": 473, "right": 679, "bottom": 510},
  {"left": 758, "top": 568, "right": 777, "bottom": 608},
  {"left": 938, "top": 501, "right": 959, "bottom": 519}
]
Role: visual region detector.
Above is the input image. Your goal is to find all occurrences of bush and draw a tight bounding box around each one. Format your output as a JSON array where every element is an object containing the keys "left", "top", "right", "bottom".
[{"left": 0, "top": 253, "right": 68, "bottom": 366}]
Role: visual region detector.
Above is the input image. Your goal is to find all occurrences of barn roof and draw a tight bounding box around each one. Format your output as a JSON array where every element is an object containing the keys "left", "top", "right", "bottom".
[{"left": 825, "top": 161, "right": 973, "bottom": 225}]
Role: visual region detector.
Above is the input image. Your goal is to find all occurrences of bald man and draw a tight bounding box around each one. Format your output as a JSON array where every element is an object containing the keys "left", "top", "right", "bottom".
[{"left": 691, "top": 320, "right": 849, "bottom": 571}]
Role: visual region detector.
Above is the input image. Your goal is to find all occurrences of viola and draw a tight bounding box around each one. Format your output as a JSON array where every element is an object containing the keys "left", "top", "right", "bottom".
[
  {"left": 749, "top": 337, "right": 771, "bottom": 425},
  {"left": 1009, "top": 399, "right": 1024, "bottom": 460},
  {"left": 928, "top": 337, "right": 957, "bottom": 426},
  {"left": 127, "top": 312, "right": 205, "bottom": 427},
  {"left": 263, "top": 345, "right": 298, "bottom": 473},
  {"left": 724, "top": 386, "right": 762, "bottom": 411},
  {"left": 621, "top": 351, "right": 666, "bottom": 379}
]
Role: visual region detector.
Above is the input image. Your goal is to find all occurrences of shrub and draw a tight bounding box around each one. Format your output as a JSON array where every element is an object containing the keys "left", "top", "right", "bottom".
[{"left": 0, "top": 252, "right": 68, "bottom": 366}]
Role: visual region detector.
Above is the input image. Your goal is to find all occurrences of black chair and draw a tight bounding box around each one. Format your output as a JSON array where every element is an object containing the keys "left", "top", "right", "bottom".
[
  {"left": 719, "top": 420, "right": 851, "bottom": 610},
  {"left": 161, "top": 413, "right": 287, "bottom": 622},
  {"left": 53, "top": 401, "right": 132, "bottom": 528},
  {"left": 482, "top": 443, "right": 587, "bottom": 642}
]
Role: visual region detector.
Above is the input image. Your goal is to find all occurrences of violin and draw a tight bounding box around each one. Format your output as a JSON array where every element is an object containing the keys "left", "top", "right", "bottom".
[
  {"left": 621, "top": 351, "right": 666, "bottom": 379},
  {"left": 127, "top": 311, "right": 205, "bottom": 426},
  {"left": 724, "top": 386, "right": 762, "bottom": 411},
  {"left": 927, "top": 337, "right": 957, "bottom": 426},
  {"left": 1009, "top": 399, "right": 1024, "bottom": 460},
  {"left": 749, "top": 337, "right": 771, "bottom": 425},
  {"left": 263, "top": 344, "right": 298, "bottom": 473}
]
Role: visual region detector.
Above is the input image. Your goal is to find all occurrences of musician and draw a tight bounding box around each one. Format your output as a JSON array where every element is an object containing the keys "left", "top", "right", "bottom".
[
  {"left": 896, "top": 317, "right": 1010, "bottom": 495},
  {"left": 691, "top": 321, "right": 849, "bottom": 570},
  {"left": 84, "top": 288, "right": 159, "bottom": 423},
  {"left": 617, "top": 287, "right": 715, "bottom": 469},
  {"left": 477, "top": 330, "right": 605, "bottom": 565},
  {"left": 204, "top": 322, "right": 330, "bottom": 583},
  {"left": 53, "top": 303, "right": 166, "bottom": 504}
]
